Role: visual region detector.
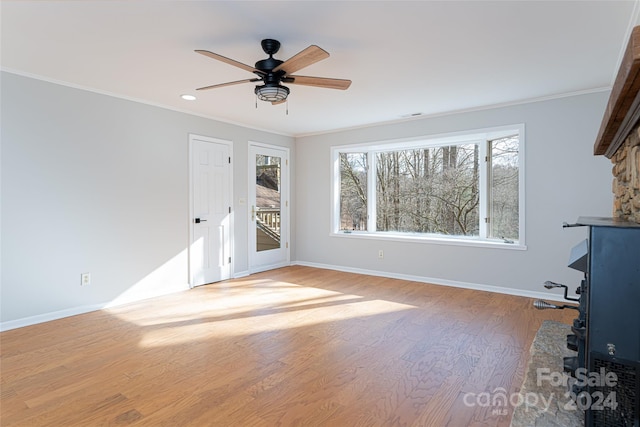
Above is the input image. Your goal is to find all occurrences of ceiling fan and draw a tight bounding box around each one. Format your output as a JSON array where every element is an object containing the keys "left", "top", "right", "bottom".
[{"left": 195, "top": 39, "right": 351, "bottom": 104}]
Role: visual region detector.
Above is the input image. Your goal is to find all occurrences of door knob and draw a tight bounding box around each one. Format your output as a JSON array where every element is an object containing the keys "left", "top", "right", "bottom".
[{"left": 194, "top": 218, "right": 207, "bottom": 224}]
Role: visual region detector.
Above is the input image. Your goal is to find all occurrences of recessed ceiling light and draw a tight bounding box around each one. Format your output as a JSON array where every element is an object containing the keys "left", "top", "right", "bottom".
[{"left": 181, "top": 94, "right": 196, "bottom": 101}]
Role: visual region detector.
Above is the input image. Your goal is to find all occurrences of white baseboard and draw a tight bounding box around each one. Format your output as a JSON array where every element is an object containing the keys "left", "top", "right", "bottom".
[
  {"left": 0, "top": 285, "right": 190, "bottom": 332},
  {"left": 249, "top": 261, "right": 291, "bottom": 275},
  {"left": 291, "top": 260, "right": 576, "bottom": 304},
  {"left": 1, "top": 304, "right": 105, "bottom": 332},
  {"left": 233, "top": 270, "right": 250, "bottom": 279}
]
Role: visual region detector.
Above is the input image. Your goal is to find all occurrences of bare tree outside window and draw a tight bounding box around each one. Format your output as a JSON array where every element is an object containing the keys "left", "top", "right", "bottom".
[
  {"left": 376, "top": 144, "right": 479, "bottom": 236},
  {"left": 488, "top": 136, "right": 519, "bottom": 240},
  {"left": 340, "top": 153, "right": 368, "bottom": 231}
]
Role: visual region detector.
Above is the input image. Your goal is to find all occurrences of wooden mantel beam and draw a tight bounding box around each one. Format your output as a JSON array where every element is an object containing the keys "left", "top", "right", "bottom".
[{"left": 594, "top": 26, "right": 640, "bottom": 158}]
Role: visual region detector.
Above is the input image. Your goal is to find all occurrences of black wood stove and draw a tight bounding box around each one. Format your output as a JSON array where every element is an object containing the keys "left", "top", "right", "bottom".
[{"left": 535, "top": 216, "right": 640, "bottom": 427}]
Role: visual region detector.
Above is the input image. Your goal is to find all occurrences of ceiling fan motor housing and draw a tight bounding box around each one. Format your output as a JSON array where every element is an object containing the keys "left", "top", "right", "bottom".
[{"left": 255, "top": 58, "right": 284, "bottom": 75}]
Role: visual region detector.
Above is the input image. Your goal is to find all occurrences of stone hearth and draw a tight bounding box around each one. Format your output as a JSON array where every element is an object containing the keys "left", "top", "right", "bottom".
[{"left": 510, "top": 320, "right": 583, "bottom": 427}]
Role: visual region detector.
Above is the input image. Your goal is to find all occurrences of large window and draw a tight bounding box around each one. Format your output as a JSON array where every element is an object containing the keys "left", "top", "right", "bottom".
[{"left": 332, "top": 125, "right": 524, "bottom": 247}]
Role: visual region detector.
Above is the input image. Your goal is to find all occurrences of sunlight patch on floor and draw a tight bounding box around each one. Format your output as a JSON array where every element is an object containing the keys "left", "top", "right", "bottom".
[{"left": 124, "top": 279, "right": 416, "bottom": 348}]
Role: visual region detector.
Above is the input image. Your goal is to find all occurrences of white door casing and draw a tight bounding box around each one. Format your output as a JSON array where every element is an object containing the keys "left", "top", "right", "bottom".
[{"left": 189, "top": 135, "right": 233, "bottom": 287}]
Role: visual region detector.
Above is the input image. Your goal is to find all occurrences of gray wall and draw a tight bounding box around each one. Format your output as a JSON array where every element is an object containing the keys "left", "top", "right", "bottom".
[
  {"left": 295, "top": 92, "right": 613, "bottom": 296},
  {"left": 1, "top": 70, "right": 614, "bottom": 327},
  {"left": 1, "top": 72, "right": 295, "bottom": 325}
]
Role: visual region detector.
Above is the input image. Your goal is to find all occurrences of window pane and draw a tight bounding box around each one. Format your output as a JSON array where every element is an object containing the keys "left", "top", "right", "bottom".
[
  {"left": 376, "top": 144, "right": 479, "bottom": 236},
  {"left": 256, "top": 154, "right": 281, "bottom": 251},
  {"left": 339, "top": 153, "right": 368, "bottom": 231},
  {"left": 489, "top": 136, "right": 519, "bottom": 240}
]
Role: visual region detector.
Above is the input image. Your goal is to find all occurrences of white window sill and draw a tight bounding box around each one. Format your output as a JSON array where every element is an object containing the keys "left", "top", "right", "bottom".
[{"left": 330, "top": 231, "right": 526, "bottom": 250}]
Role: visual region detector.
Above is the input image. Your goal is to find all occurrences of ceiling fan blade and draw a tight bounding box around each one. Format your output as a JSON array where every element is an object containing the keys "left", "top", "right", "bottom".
[
  {"left": 271, "top": 99, "right": 287, "bottom": 105},
  {"left": 273, "top": 45, "right": 329, "bottom": 74},
  {"left": 287, "top": 75, "right": 352, "bottom": 90},
  {"left": 195, "top": 50, "right": 265, "bottom": 75},
  {"left": 196, "top": 78, "right": 259, "bottom": 91}
]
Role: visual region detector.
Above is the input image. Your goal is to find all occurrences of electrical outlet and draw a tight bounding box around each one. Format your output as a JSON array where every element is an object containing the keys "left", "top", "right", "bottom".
[
  {"left": 81, "top": 272, "right": 91, "bottom": 286},
  {"left": 378, "top": 250, "right": 384, "bottom": 259}
]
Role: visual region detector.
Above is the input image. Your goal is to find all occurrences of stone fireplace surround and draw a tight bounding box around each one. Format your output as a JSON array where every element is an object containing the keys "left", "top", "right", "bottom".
[
  {"left": 594, "top": 26, "right": 640, "bottom": 223},
  {"left": 611, "top": 125, "right": 640, "bottom": 223}
]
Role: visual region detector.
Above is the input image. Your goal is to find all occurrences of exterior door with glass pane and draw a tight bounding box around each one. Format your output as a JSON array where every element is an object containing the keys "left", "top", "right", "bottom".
[{"left": 248, "top": 143, "right": 289, "bottom": 272}]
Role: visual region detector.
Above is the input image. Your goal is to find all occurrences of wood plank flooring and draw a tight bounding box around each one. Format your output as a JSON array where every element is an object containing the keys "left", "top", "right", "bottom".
[{"left": 1, "top": 266, "right": 575, "bottom": 426}]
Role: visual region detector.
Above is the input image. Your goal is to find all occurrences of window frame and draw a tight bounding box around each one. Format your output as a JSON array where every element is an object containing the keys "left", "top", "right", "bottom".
[{"left": 330, "top": 124, "right": 526, "bottom": 250}]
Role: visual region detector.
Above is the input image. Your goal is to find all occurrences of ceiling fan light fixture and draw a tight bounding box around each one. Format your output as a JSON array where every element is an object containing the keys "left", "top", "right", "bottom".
[{"left": 255, "top": 84, "right": 289, "bottom": 102}]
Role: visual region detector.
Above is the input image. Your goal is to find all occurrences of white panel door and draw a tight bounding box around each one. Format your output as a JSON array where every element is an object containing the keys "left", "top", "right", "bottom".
[
  {"left": 248, "top": 143, "right": 289, "bottom": 273},
  {"left": 190, "top": 136, "right": 232, "bottom": 287}
]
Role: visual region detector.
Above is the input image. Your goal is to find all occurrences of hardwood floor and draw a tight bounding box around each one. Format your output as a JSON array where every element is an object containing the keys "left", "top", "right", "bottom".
[{"left": 1, "top": 266, "right": 574, "bottom": 426}]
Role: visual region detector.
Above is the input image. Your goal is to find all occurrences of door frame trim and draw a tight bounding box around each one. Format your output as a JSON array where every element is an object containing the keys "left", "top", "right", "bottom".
[
  {"left": 248, "top": 141, "right": 290, "bottom": 274},
  {"left": 188, "top": 134, "right": 234, "bottom": 288}
]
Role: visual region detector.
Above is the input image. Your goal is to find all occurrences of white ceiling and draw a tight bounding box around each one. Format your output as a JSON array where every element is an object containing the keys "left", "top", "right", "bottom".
[{"left": 1, "top": 1, "right": 637, "bottom": 136}]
